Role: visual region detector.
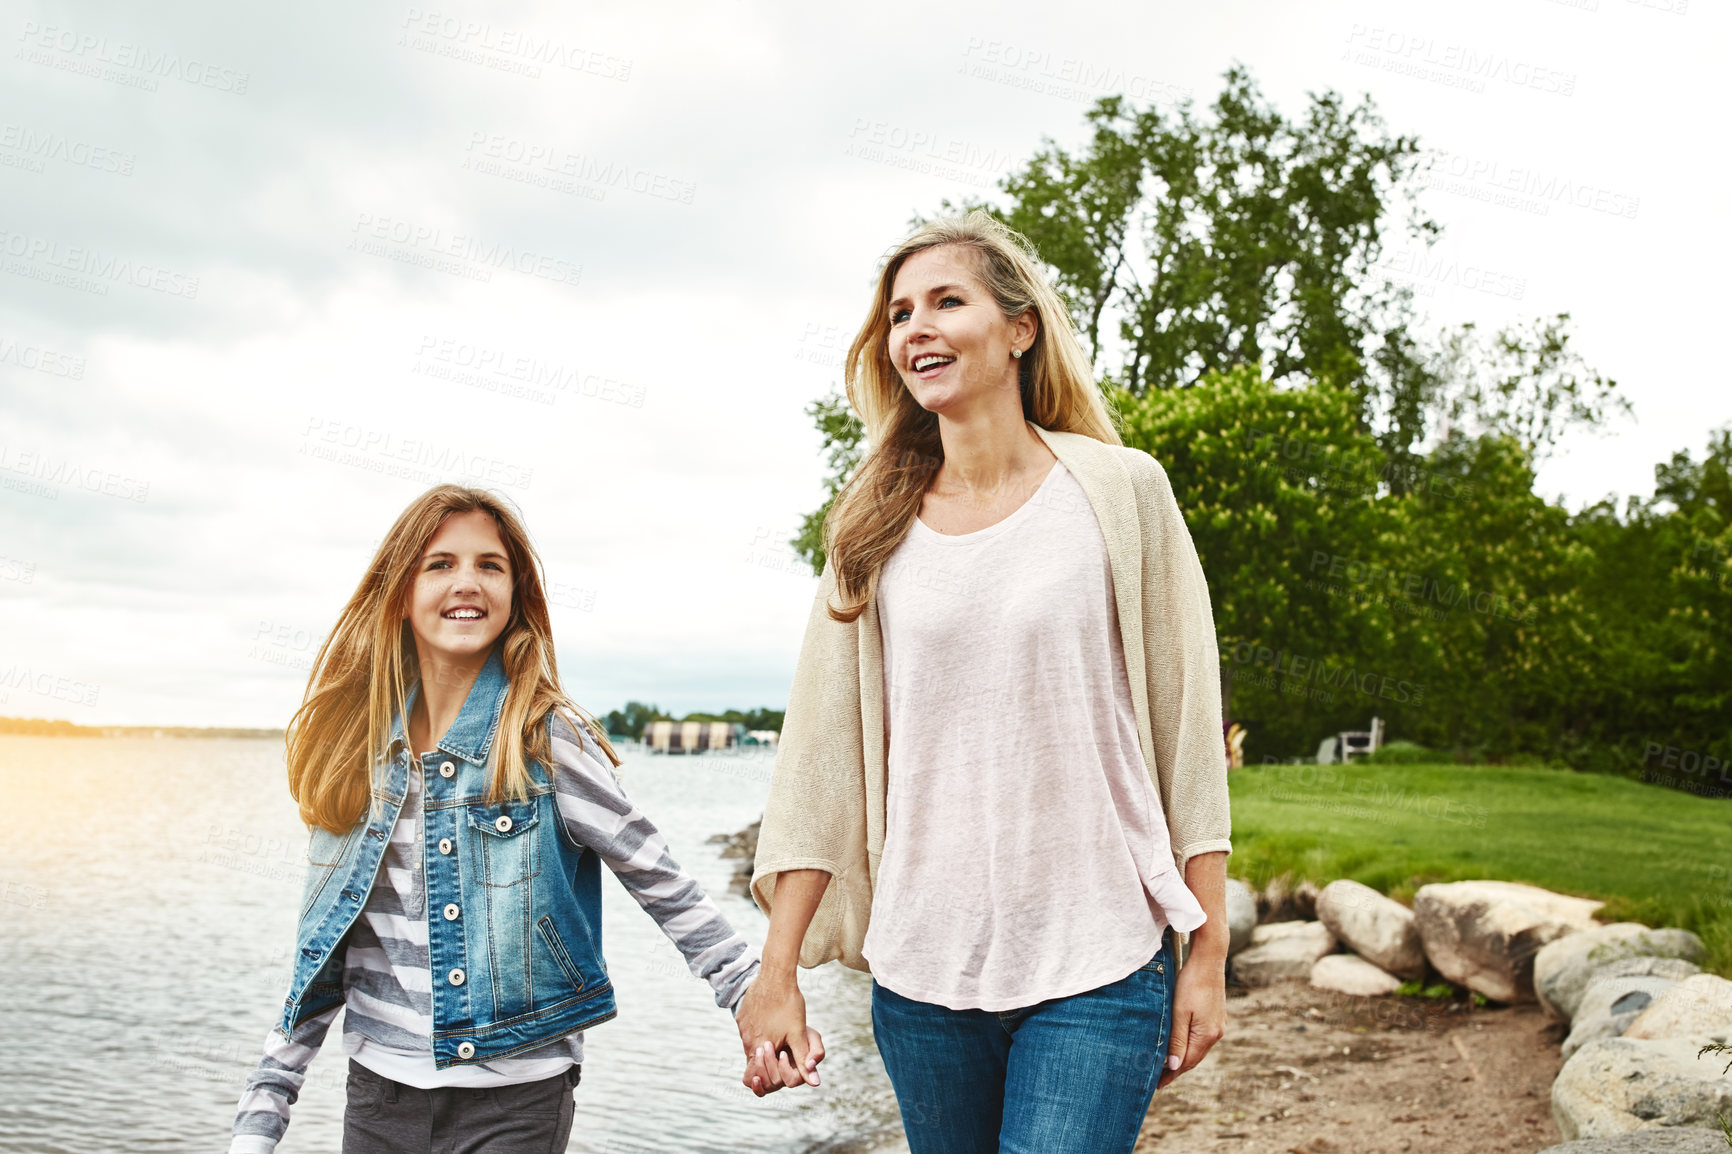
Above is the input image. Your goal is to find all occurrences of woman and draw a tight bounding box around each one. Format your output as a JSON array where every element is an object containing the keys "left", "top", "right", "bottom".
[
  {"left": 229, "top": 486, "right": 778, "bottom": 1153},
  {"left": 735, "top": 212, "right": 1231, "bottom": 1153}
]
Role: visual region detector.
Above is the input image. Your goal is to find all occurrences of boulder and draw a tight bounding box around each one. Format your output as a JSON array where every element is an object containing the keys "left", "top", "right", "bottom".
[
  {"left": 1315, "top": 879, "right": 1425, "bottom": 980},
  {"left": 1412, "top": 880, "right": 1603, "bottom": 1003},
  {"left": 1251, "top": 920, "right": 1335, "bottom": 945},
  {"left": 1233, "top": 921, "right": 1337, "bottom": 987},
  {"left": 1625, "top": 974, "right": 1732, "bottom": 1044},
  {"left": 1261, "top": 875, "right": 1320, "bottom": 922},
  {"left": 1552, "top": 1036, "right": 1732, "bottom": 1140},
  {"left": 1225, "top": 878, "right": 1257, "bottom": 957},
  {"left": 1539, "top": 1130, "right": 1732, "bottom": 1152},
  {"left": 1310, "top": 953, "right": 1403, "bottom": 997},
  {"left": 1560, "top": 977, "right": 1681, "bottom": 1061},
  {"left": 1535, "top": 923, "right": 1706, "bottom": 1021}
]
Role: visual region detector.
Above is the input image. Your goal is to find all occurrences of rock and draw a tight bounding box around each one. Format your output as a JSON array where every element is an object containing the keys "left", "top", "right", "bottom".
[
  {"left": 715, "top": 818, "right": 762, "bottom": 898},
  {"left": 1225, "top": 878, "right": 1257, "bottom": 957},
  {"left": 1535, "top": 924, "right": 1706, "bottom": 1021},
  {"left": 715, "top": 817, "right": 762, "bottom": 860},
  {"left": 1625, "top": 974, "right": 1732, "bottom": 1044},
  {"left": 1412, "top": 880, "right": 1603, "bottom": 1003},
  {"left": 1233, "top": 920, "right": 1337, "bottom": 986},
  {"left": 1255, "top": 875, "right": 1282, "bottom": 921},
  {"left": 1259, "top": 875, "right": 1321, "bottom": 922},
  {"left": 1560, "top": 977, "right": 1681, "bottom": 1060},
  {"left": 1261, "top": 876, "right": 1321, "bottom": 922},
  {"left": 1310, "top": 953, "right": 1403, "bottom": 997},
  {"left": 1552, "top": 955, "right": 1704, "bottom": 1025},
  {"left": 1560, "top": 1009, "right": 1647, "bottom": 1064},
  {"left": 1539, "top": 1130, "right": 1732, "bottom": 1152},
  {"left": 1551, "top": 1036, "right": 1732, "bottom": 1140},
  {"left": 1260, "top": 875, "right": 1291, "bottom": 921},
  {"left": 1315, "top": 879, "right": 1426, "bottom": 980},
  {"left": 1250, "top": 920, "right": 1333, "bottom": 945}
]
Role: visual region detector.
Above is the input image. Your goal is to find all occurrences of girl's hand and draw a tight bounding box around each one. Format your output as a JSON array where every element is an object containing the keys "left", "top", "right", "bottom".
[
  {"left": 1158, "top": 952, "right": 1226, "bottom": 1088},
  {"left": 736, "top": 971, "right": 824, "bottom": 1096}
]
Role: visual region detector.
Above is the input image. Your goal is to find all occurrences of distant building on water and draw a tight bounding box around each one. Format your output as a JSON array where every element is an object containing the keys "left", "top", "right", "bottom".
[{"left": 642, "top": 720, "right": 742, "bottom": 754}]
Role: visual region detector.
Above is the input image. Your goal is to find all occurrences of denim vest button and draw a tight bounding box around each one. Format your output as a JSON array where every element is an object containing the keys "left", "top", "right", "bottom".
[
  {"left": 439, "top": 761, "right": 456, "bottom": 779},
  {"left": 438, "top": 838, "right": 453, "bottom": 855},
  {"left": 443, "top": 903, "right": 460, "bottom": 921},
  {"left": 494, "top": 815, "right": 513, "bottom": 833},
  {"left": 456, "top": 1041, "right": 476, "bottom": 1060},
  {"left": 448, "top": 967, "right": 466, "bottom": 986}
]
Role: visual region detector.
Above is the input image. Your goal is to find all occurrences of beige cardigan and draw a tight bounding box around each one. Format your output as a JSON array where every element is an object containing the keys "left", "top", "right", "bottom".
[{"left": 751, "top": 424, "right": 1231, "bottom": 973}]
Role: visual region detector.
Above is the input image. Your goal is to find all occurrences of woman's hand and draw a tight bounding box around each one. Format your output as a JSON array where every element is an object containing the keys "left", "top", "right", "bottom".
[
  {"left": 1161, "top": 851, "right": 1230, "bottom": 1087},
  {"left": 1158, "top": 950, "right": 1226, "bottom": 1088},
  {"left": 736, "top": 970, "right": 824, "bottom": 1096}
]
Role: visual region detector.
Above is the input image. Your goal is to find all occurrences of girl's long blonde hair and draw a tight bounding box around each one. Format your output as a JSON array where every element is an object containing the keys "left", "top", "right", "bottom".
[
  {"left": 824, "top": 210, "right": 1121, "bottom": 622},
  {"left": 287, "top": 485, "right": 618, "bottom": 834}
]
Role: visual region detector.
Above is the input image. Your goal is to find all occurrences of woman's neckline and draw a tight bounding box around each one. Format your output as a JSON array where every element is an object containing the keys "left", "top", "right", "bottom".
[{"left": 912, "top": 459, "right": 1066, "bottom": 542}]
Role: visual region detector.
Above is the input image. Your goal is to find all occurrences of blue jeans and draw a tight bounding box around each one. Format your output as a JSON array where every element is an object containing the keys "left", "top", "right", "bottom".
[{"left": 870, "top": 930, "right": 1176, "bottom": 1154}]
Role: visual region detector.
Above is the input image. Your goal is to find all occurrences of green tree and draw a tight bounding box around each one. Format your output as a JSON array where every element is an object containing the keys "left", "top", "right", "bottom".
[
  {"left": 602, "top": 701, "right": 671, "bottom": 739},
  {"left": 790, "top": 391, "right": 864, "bottom": 576},
  {"left": 989, "top": 65, "right": 1434, "bottom": 413},
  {"left": 1113, "top": 364, "right": 1401, "bottom": 755},
  {"left": 679, "top": 708, "right": 787, "bottom": 731},
  {"left": 1568, "top": 427, "right": 1732, "bottom": 774},
  {"left": 790, "top": 70, "right": 1627, "bottom": 576},
  {"left": 1380, "top": 433, "right": 1594, "bottom": 761},
  {"left": 1428, "top": 313, "right": 1630, "bottom": 463}
]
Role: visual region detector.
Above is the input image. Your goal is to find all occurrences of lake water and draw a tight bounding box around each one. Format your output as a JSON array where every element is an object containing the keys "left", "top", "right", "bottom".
[{"left": 0, "top": 736, "right": 904, "bottom": 1154}]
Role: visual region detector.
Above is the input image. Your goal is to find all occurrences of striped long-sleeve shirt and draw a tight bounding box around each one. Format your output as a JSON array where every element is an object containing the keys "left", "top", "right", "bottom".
[{"left": 230, "top": 718, "right": 760, "bottom": 1153}]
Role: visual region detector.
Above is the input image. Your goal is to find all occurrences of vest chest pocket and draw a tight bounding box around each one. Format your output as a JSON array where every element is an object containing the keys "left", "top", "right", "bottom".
[
  {"left": 301, "top": 824, "right": 362, "bottom": 917},
  {"left": 466, "top": 801, "right": 541, "bottom": 888}
]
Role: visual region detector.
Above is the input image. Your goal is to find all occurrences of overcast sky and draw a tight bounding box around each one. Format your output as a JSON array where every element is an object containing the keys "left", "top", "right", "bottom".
[{"left": 1, "top": 0, "right": 1726, "bottom": 727}]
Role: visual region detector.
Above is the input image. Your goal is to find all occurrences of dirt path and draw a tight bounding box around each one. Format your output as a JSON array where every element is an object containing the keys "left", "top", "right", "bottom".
[{"left": 1136, "top": 983, "right": 1566, "bottom": 1154}]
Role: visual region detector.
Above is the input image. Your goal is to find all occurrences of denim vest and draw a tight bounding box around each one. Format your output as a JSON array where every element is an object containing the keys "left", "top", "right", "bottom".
[{"left": 279, "top": 648, "right": 617, "bottom": 1066}]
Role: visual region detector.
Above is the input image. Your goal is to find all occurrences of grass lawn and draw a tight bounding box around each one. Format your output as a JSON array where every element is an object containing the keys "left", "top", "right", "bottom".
[{"left": 1228, "top": 761, "right": 1732, "bottom": 976}]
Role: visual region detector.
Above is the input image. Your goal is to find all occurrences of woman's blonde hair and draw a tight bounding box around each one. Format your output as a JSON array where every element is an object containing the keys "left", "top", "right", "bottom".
[
  {"left": 824, "top": 210, "right": 1121, "bottom": 621},
  {"left": 287, "top": 485, "right": 618, "bottom": 833}
]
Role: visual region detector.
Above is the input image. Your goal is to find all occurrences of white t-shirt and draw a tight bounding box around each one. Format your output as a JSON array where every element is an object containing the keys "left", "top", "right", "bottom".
[{"left": 863, "top": 460, "right": 1207, "bottom": 1011}]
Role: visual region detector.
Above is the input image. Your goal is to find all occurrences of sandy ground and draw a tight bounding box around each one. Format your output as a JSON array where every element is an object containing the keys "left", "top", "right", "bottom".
[{"left": 1135, "top": 983, "right": 1566, "bottom": 1154}]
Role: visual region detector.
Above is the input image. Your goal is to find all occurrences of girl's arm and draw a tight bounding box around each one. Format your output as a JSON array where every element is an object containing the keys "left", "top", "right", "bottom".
[
  {"left": 228, "top": 1005, "right": 339, "bottom": 1154},
  {"left": 548, "top": 715, "right": 761, "bottom": 1013}
]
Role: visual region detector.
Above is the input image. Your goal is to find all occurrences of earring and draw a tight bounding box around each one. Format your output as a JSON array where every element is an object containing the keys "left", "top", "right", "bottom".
[{"left": 1011, "top": 348, "right": 1023, "bottom": 359}]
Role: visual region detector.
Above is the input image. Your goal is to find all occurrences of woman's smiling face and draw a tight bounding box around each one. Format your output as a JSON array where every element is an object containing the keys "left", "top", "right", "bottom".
[
  {"left": 887, "top": 244, "right": 1035, "bottom": 416},
  {"left": 403, "top": 510, "right": 514, "bottom": 665}
]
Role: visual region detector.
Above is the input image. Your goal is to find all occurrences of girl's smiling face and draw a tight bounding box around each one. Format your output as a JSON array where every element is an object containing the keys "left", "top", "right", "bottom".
[
  {"left": 403, "top": 510, "right": 514, "bottom": 665},
  {"left": 886, "top": 243, "right": 1036, "bottom": 416}
]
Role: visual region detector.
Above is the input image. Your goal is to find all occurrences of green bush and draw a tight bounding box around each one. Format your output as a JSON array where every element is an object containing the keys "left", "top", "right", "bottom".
[{"left": 1367, "top": 741, "right": 1439, "bottom": 765}]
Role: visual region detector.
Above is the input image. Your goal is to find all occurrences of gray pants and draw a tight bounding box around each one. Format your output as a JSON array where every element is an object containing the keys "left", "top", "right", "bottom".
[{"left": 341, "top": 1059, "right": 580, "bottom": 1154}]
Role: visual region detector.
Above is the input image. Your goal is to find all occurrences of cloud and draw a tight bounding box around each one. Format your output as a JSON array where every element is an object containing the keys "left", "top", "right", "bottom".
[{"left": 2, "top": 0, "right": 1727, "bottom": 724}]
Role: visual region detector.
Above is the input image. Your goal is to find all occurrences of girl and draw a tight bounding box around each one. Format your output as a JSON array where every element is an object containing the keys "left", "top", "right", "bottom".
[
  {"left": 231, "top": 486, "right": 795, "bottom": 1153},
  {"left": 737, "top": 212, "right": 1232, "bottom": 1152}
]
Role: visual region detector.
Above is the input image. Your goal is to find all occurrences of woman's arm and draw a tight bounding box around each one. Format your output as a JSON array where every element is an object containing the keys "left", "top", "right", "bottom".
[
  {"left": 229, "top": 1005, "right": 339, "bottom": 1154},
  {"left": 733, "top": 867, "right": 830, "bottom": 1094},
  {"left": 1160, "top": 850, "right": 1228, "bottom": 1088}
]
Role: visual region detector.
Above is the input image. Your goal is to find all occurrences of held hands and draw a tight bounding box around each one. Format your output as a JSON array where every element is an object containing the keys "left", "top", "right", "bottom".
[{"left": 734, "top": 969, "right": 825, "bottom": 1097}]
